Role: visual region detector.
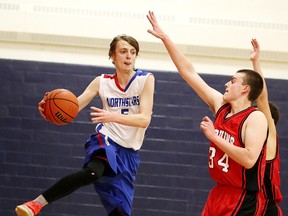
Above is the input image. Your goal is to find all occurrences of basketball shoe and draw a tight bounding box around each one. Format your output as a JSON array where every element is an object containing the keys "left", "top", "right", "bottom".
[{"left": 15, "top": 200, "right": 42, "bottom": 216}]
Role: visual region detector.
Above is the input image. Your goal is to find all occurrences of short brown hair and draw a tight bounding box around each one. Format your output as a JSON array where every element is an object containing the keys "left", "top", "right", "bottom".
[
  {"left": 108, "top": 34, "right": 139, "bottom": 61},
  {"left": 269, "top": 102, "right": 280, "bottom": 125},
  {"left": 237, "top": 69, "right": 263, "bottom": 102}
]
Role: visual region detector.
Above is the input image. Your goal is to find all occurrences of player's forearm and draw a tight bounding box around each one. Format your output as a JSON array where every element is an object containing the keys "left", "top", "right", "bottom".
[
  {"left": 77, "top": 94, "right": 93, "bottom": 112},
  {"left": 161, "top": 35, "right": 196, "bottom": 80},
  {"left": 211, "top": 135, "right": 258, "bottom": 169},
  {"left": 112, "top": 112, "right": 152, "bottom": 128},
  {"left": 252, "top": 59, "right": 268, "bottom": 99}
]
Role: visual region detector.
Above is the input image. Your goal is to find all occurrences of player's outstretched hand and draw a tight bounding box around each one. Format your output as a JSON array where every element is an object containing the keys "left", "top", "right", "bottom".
[
  {"left": 146, "top": 10, "right": 166, "bottom": 40},
  {"left": 250, "top": 38, "right": 260, "bottom": 61}
]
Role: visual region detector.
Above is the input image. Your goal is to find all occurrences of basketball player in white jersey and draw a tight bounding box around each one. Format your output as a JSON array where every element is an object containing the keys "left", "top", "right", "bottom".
[{"left": 15, "top": 34, "right": 155, "bottom": 216}]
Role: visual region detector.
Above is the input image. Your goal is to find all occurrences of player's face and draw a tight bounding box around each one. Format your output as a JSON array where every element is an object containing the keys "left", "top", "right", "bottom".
[
  {"left": 223, "top": 73, "right": 247, "bottom": 102},
  {"left": 112, "top": 40, "right": 137, "bottom": 73}
]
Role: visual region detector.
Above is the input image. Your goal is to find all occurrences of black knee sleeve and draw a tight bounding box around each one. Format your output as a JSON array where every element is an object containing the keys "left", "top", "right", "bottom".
[
  {"left": 109, "top": 208, "right": 125, "bottom": 216},
  {"left": 43, "top": 158, "right": 106, "bottom": 203},
  {"left": 84, "top": 157, "right": 106, "bottom": 178}
]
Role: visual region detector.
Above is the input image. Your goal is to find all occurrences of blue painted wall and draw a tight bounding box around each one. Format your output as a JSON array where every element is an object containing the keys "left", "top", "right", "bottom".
[{"left": 0, "top": 59, "right": 287, "bottom": 215}]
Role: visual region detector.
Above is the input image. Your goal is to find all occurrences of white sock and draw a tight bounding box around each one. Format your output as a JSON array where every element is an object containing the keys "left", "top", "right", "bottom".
[{"left": 33, "top": 195, "right": 48, "bottom": 207}]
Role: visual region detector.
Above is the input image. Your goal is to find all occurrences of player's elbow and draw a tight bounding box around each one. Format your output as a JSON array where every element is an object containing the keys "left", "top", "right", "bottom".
[
  {"left": 243, "top": 159, "right": 257, "bottom": 169},
  {"left": 139, "top": 115, "right": 152, "bottom": 128},
  {"left": 140, "top": 118, "right": 151, "bottom": 128}
]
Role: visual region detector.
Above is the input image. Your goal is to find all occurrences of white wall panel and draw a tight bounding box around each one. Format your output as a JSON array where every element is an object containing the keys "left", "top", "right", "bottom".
[{"left": 0, "top": 0, "right": 287, "bottom": 79}]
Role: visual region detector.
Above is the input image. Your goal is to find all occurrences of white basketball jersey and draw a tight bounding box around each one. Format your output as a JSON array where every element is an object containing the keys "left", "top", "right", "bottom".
[{"left": 96, "top": 69, "right": 152, "bottom": 150}]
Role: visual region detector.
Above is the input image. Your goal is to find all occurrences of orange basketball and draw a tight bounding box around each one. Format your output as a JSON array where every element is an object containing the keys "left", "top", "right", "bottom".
[{"left": 43, "top": 89, "right": 79, "bottom": 125}]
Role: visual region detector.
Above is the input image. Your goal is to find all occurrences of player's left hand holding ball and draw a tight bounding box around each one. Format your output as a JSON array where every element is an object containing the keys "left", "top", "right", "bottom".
[{"left": 90, "top": 106, "right": 114, "bottom": 124}]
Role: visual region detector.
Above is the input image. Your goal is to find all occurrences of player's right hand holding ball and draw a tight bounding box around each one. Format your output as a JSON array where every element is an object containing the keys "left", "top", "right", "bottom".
[{"left": 38, "top": 92, "right": 49, "bottom": 120}]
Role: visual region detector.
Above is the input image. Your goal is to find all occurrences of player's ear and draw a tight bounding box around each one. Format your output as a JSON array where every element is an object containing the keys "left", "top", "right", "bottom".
[
  {"left": 242, "top": 85, "right": 250, "bottom": 93},
  {"left": 110, "top": 54, "right": 116, "bottom": 65}
]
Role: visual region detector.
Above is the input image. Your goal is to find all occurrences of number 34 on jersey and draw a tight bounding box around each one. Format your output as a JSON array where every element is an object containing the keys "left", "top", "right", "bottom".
[{"left": 209, "top": 147, "right": 229, "bottom": 173}]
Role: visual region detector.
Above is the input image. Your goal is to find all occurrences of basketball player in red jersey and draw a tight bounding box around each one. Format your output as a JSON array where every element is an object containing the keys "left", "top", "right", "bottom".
[
  {"left": 147, "top": 11, "right": 268, "bottom": 215},
  {"left": 250, "top": 38, "right": 283, "bottom": 215}
]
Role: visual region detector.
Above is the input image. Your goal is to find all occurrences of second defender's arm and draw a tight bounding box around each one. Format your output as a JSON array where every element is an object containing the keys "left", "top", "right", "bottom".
[{"left": 250, "top": 38, "right": 277, "bottom": 159}]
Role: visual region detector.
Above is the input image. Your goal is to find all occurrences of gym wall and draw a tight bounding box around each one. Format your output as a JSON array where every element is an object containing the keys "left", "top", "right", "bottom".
[{"left": 0, "top": 59, "right": 287, "bottom": 215}]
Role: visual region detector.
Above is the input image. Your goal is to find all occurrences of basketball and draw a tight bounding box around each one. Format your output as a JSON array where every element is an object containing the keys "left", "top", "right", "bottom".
[{"left": 43, "top": 89, "right": 79, "bottom": 125}]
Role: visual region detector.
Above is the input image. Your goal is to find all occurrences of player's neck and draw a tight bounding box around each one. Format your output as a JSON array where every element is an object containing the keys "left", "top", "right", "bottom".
[
  {"left": 116, "top": 70, "right": 135, "bottom": 88},
  {"left": 229, "top": 100, "right": 252, "bottom": 116}
]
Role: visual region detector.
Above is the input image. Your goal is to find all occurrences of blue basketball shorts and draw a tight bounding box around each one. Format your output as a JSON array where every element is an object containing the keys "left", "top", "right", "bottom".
[{"left": 84, "top": 133, "right": 140, "bottom": 216}]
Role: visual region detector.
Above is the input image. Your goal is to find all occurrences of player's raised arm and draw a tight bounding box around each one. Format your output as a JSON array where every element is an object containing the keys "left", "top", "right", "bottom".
[
  {"left": 250, "top": 39, "right": 274, "bottom": 124},
  {"left": 250, "top": 38, "right": 278, "bottom": 160},
  {"left": 146, "top": 10, "right": 223, "bottom": 114},
  {"left": 250, "top": 39, "right": 270, "bottom": 114}
]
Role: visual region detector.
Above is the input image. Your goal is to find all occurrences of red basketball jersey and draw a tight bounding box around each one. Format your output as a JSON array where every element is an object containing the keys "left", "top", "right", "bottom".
[
  {"left": 263, "top": 135, "right": 282, "bottom": 202},
  {"left": 208, "top": 103, "right": 267, "bottom": 191}
]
